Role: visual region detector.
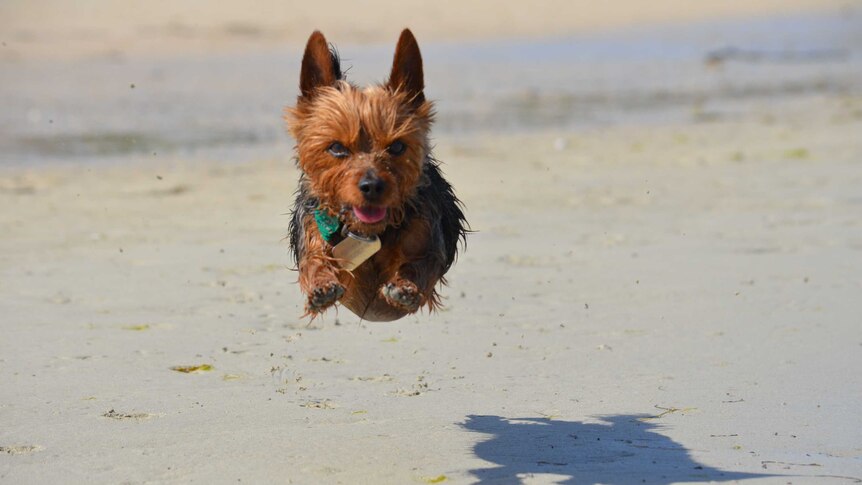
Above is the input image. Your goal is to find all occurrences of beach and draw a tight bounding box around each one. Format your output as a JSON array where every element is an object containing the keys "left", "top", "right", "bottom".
[
  {"left": 0, "top": 0, "right": 849, "bottom": 60},
  {"left": 1, "top": 2, "right": 861, "bottom": 484}
]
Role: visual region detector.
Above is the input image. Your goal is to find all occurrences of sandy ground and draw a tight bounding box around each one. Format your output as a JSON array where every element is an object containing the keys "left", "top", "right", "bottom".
[
  {"left": 1, "top": 89, "right": 861, "bottom": 483},
  {"left": 0, "top": 0, "right": 852, "bottom": 60},
  {"left": 2, "top": 1, "right": 862, "bottom": 484}
]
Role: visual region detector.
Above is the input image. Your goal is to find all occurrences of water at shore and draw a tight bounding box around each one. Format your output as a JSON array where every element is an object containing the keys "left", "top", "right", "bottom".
[{"left": 1, "top": 11, "right": 860, "bottom": 167}]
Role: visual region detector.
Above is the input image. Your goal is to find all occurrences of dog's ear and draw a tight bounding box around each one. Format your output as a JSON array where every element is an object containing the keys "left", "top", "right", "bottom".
[
  {"left": 387, "top": 29, "right": 425, "bottom": 108},
  {"left": 299, "top": 31, "right": 341, "bottom": 99}
]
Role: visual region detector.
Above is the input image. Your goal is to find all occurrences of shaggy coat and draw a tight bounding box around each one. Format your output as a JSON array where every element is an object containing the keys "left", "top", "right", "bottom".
[{"left": 286, "top": 29, "right": 467, "bottom": 321}]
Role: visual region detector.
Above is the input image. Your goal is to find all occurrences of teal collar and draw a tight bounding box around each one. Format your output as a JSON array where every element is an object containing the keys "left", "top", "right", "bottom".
[{"left": 313, "top": 207, "right": 342, "bottom": 243}]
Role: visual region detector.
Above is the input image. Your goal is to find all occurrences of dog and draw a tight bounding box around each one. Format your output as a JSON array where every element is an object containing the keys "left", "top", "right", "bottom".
[{"left": 285, "top": 29, "right": 467, "bottom": 321}]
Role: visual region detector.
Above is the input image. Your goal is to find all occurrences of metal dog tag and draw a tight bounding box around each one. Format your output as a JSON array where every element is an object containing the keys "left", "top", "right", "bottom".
[{"left": 332, "top": 232, "right": 381, "bottom": 271}]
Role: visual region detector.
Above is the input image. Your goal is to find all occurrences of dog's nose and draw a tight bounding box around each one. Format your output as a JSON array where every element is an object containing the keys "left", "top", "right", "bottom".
[{"left": 358, "top": 171, "right": 385, "bottom": 201}]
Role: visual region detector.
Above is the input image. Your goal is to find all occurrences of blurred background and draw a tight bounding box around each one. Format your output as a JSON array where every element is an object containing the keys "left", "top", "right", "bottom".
[{"left": 1, "top": 0, "right": 859, "bottom": 167}]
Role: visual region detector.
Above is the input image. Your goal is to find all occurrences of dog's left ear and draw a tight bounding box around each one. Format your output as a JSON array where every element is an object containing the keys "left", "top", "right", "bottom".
[{"left": 388, "top": 29, "right": 425, "bottom": 109}]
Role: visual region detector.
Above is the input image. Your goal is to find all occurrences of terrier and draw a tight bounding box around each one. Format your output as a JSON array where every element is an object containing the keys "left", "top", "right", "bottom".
[{"left": 285, "top": 29, "right": 467, "bottom": 321}]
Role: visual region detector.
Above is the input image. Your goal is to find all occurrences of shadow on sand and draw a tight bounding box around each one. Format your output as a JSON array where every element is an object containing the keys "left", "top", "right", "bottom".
[{"left": 462, "top": 414, "right": 771, "bottom": 484}]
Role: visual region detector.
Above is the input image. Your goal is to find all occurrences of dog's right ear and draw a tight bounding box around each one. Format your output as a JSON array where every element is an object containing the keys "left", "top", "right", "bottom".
[{"left": 299, "top": 31, "right": 341, "bottom": 99}]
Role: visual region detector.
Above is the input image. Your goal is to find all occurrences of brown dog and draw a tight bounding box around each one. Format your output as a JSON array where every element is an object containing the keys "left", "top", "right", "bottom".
[{"left": 285, "top": 29, "right": 467, "bottom": 321}]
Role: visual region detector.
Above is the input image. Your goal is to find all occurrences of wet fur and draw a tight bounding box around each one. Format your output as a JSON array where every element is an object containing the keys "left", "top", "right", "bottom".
[{"left": 285, "top": 29, "right": 467, "bottom": 321}]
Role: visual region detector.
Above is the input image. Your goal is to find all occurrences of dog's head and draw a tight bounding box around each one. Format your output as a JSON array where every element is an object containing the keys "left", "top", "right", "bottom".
[{"left": 285, "top": 29, "right": 434, "bottom": 236}]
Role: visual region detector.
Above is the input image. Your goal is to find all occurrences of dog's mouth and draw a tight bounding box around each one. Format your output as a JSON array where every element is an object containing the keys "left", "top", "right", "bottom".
[{"left": 352, "top": 205, "right": 387, "bottom": 224}]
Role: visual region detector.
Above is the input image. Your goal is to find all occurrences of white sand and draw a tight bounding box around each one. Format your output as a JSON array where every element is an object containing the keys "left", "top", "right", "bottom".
[{"left": 1, "top": 90, "right": 861, "bottom": 482}]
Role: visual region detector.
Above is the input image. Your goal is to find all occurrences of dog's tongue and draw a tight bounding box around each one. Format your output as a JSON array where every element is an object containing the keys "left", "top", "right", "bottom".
[{"left": 353, "top": 206, "right": 387, "bottom": 224}]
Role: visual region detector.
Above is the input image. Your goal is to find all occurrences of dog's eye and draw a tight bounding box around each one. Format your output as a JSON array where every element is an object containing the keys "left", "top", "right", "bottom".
[
  {"left": 327, "top": 142, "right": 350, "bottom": 158},
  {"left": 387, "top": 140, "right": 406, "bottom": 156}
]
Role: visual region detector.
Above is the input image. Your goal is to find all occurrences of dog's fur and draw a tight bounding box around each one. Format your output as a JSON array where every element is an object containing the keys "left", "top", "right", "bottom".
[{"left": 285, "top": 29, "right": 467, "bottom": 321}]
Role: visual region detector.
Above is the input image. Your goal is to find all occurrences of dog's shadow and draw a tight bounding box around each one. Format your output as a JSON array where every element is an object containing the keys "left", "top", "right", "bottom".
[{"left": 462, "top": 414, "right": 771, "bottom": 484}]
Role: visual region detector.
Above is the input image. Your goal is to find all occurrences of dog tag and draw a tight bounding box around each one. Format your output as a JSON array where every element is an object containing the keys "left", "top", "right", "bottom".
[{"left": 332, "top": 232, "right": 381, "bottom": 271}]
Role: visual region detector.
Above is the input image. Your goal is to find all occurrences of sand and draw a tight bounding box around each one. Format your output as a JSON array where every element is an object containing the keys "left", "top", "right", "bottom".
[
  {"left": 2, "top": 2, "right": 862, "bottom": 484},
  {"left": 2, "top": 92, "right": 861, "bottom": 482},
  {"left": 0, "top": 0, "right": 851, "bottom": 60}
]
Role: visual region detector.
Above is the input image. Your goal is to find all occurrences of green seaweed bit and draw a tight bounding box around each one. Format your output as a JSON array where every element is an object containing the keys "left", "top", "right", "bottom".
[
  {"left": 424, "top": 475, "right": 447, "bottom": 483},
  {"left": 313, "top": 208, "right": 341, "bottom": 242},
  {"left": 171, "top": 364, "right": 213, "bottom": 373},
  {"left": 784, "top": 147, "right": 809, "bottom": 159}
]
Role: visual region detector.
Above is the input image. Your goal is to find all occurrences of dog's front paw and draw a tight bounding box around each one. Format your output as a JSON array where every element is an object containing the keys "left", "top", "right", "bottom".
[
  {"left": 306, "top": 282, "right": 345, "bottom": 314},
  {"left": 381, "top": 281, "right": 424, "bottom": 312}
]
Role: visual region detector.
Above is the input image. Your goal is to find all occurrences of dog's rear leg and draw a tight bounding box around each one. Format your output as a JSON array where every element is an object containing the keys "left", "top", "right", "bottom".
[
  {"left": 380, "top": 217, "right": 446, "bottom": 313},
  {"left": 381, "top": 259, "right": 445, "bottom": 313},
  {"left": 381, "top": 277, "right": 423, "bottom": 313}
]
